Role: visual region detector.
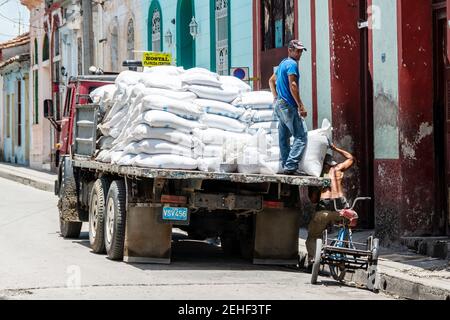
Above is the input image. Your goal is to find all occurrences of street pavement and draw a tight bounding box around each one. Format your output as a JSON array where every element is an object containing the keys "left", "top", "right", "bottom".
[{"left": 0, "top": 177, "right": 393, "bottom": 300}]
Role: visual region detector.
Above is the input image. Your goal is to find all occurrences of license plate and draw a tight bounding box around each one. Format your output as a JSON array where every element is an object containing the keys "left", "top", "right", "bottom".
[{"left": 162, "top": 207, "right": 189, "bottom": 222}]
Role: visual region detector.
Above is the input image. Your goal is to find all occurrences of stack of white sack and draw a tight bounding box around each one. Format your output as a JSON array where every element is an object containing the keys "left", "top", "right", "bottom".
[
  {"left": 233, "top": 91, "right": 278, "bottom": 132},
  {"left": 176, "top": 68, "right": 252, "bottom": 172},
  {"left": 95, "top": 67, "right": 208, "bottom": 169},
  {"left": 231, "top": 119, "right": 333, "bottom": 176}
]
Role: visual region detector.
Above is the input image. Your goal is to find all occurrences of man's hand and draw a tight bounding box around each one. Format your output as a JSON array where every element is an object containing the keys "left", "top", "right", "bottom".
[{"left": 298, "top": 105, "right": 308, "bottom": 118}]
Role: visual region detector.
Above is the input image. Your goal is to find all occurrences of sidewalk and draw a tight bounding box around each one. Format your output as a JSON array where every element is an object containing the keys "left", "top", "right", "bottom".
[
  {"left": 299, "top": 229, "right": 450, "bottom": 300},
  {"left": 0, "top": 162, "right": 56, "bottom": 193},
  {"left": 1, "top": 162, "right": 449, "bottom": 300}
]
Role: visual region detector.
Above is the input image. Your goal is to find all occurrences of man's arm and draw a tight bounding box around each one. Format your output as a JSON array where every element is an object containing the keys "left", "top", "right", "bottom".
[
  {"left": 269, "top": 73, "right": 278, "bottom": 101},
  {"left": 331, "top": 144, "right": 355, "bottom": 172},
  {"left": 288, "top": 75, "right": 307, "bottom": 117}
]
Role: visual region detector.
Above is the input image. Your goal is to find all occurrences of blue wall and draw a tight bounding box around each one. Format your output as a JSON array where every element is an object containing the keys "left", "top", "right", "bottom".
[{"left": 140, "top": 0, "right": 253, "bottom": 75}]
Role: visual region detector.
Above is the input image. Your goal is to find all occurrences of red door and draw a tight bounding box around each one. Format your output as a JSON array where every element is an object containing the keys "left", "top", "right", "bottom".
[
  {"left": 254, "top": 0, "right": 298, "bottom": 90},
  {"left": 432, "top": 4, "right": 449, "bottom": 235}
]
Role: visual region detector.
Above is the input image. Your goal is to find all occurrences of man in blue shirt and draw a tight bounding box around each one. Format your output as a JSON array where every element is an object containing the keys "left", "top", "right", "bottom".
[{"left": 269, "top": 40, "right": 308, "bottom": 175}]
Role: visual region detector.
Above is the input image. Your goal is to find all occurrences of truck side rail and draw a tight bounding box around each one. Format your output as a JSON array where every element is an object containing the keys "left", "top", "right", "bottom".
[{"left": 73, "top": 157, "right": 328, "bottom": 187}]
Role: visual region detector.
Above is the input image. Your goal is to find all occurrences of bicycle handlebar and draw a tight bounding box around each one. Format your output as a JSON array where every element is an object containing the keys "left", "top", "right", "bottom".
[{"left": 333, "top": 197, "right": 372, "bottom": 212}]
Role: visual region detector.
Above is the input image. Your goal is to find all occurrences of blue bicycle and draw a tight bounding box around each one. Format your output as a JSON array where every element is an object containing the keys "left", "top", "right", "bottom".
[{"left": 311, "top": 197, "right": 380, "bottom": 291}]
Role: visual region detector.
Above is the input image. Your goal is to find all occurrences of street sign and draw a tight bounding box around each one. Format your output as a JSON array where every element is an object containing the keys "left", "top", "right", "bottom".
[
  {"left": 230, "top": 67, "right": 249, "bottom": 81},
  {"left": 142, "top": 52, "right": 172, "bottom": 67}
]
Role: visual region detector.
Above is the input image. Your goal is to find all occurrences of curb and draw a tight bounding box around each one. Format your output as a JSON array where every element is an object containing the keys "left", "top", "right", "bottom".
[
  {"left": 348, "top": 268, "right": 450, "bottom": 300},
  {"left": 0, "top": 170, "right": 54, "bottom": 193}
]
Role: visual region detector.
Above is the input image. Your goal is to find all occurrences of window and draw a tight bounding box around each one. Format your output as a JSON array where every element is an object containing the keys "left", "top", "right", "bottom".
[
  {"left": 43, "top": 34, "right": 49, "bottom": 61},
  {"left": 127, "top": 19, "right": 135, "bottom": 59},
  {"left": 54, "top": 27, "right": 60, "bottom": 57},
  {"left": 152, "top": 8, "right": 161, "bottom": 52},
  {"left": 6, "top": 95, "right": 10, "bottom": 138},
  {"left": 111, "top": 24, "right": 119, "bottom": 71},
  {"left": 34, "top": 39, "right": 38, "bottom": 65},
  {"left": 261, "top": 0, "right": 295, "bottom": 50},
  {"left": 77, "top": 37, "right": 83, "bottom": 75},
  {"left": 34, "top": 71, "right": 39, "bottom": 124},
  {"left": 17, "top": 81, "right": 22, "bottom": 147},
  {"left": 215, "top": 0, "right": 229, "bottom": 75},
  {"left": 63, "top": 87, "right": 73, "bottom": 117}
]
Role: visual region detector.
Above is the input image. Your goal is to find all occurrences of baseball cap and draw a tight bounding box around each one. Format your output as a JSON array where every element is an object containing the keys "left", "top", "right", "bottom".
[{"left": 288, "top": 40, "right": 307, "bottom": 51}]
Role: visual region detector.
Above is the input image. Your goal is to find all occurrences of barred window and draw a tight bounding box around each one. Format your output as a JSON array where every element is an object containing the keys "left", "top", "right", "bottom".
[
  {"left": 127, "top": 19, "right": 135, "bottom": 59},
  {"left": 215, "top": 0, "right": 228, "bottom": 75},
  {"left": 152, "top": 9, "right": 161, "bottom": 52}
]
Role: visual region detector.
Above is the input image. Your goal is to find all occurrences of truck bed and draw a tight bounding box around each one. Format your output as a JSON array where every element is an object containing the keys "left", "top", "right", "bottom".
[{"left": 73, "top": 157, "right": 327, "bottom": 187}]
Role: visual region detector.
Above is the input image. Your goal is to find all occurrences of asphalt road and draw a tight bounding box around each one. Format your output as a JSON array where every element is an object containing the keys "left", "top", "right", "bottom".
[{"left": 0, "top": 177, "right": 394, "bottom": 300}]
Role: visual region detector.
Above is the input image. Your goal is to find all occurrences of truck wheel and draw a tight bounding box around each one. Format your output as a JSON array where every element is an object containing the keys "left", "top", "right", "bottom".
[
  {"left": 89, "top": 177, "right": 110, "bottom": 254},
  {"left": 104, "top": 180, "right": 127, "bottom": 260},
  {"left": 311, "top": 239, "right": 322, "bottom": 285}
]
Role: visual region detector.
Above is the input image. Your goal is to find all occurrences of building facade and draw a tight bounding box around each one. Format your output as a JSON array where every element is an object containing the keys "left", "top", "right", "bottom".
[{"left": 0, "top": 34, "right": 31, "bottom": 166}]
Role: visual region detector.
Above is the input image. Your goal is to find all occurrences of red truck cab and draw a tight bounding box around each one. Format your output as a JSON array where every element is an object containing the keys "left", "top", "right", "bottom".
[{"left": 45, "top": 75, "right": 117, "bottom": 167}]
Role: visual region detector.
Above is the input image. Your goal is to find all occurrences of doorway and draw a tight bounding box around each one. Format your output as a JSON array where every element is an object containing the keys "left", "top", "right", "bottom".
[
  {"left": 432, "top": 2, "right": 449, "bottom": 235},
  {"left": 177, "top": 0, "right": 195, "bottom": 69}
]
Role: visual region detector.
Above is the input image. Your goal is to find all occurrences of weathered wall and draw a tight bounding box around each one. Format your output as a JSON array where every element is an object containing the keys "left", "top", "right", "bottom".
[
  {"left": 328, "top": 0, "right": 365, "bottom": 222},
  {"left": 397, "top": 0, "right": 434, "bottom": 236},
  {"left": 298, "top": 0, "right": 313, "bottom": 130}
]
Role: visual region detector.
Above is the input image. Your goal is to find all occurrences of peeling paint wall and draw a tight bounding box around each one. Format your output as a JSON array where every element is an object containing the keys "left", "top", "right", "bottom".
[
  {"left": 372, "top": 0, "right": 399, "bottom": 160},
  {"left": 298, "top": 0, "right": 313, "bottom": 130},
  {"left": 315, "top": 0, "right": 332, "bottom": 125}
]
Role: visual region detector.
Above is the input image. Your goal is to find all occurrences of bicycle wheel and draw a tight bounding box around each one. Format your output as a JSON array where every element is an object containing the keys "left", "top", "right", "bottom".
[{"left": 329, "top": 240, "right": 347, "bottom": 282}]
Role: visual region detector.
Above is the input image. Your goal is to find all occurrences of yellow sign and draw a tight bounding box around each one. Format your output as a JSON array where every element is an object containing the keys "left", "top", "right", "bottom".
[{"left": 142, "top": 52, "right": 172, "bottom": 67}]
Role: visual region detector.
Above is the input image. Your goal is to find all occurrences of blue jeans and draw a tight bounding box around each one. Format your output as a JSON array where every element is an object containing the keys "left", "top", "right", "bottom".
[{"left": 274, "top": 99, "right": 308, "bottom": 171}]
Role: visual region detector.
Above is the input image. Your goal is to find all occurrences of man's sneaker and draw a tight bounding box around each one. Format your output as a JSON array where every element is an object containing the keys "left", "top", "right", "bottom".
[{"left": 283, "top": 169, "right": 306, "bottom": 176}]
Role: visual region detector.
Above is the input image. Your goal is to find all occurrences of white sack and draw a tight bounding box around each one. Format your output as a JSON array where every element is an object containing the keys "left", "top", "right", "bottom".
[
  {"left": 232, "top": 91, "right": 274, "bottom": 108},
  {"left": 200, "top": 114, "right": 247, "bottom": 133},
  {"left": 186, "top": 85, "right": 240, "bottom": 103},
  {"left": 193, "top": 128, "right": 251, "bottom": 146},
  {"left": 115, "top": 71, "right": 142, "bottom": 86},
  {"left": 181, "top": 72, "right": 222, "bottom": 88},
  {"left": 140, "top": 73, "right": 184, "bottom": 91},
  {"left": 116, "top": 153, "right": 137, "bottom": 166},
  {"left": 141, "top": 88, "right": 197, "bottom": 101},
  {"left": 98, "top": 136, "right": 115, "bottom": 150},
  {"left": 259, "top": 160, "right": 283, "bottom": 175},
  {"left": 143, "top": 66, "right": 185, "bottom": 76},
  {"left": 132, "top": 154, "right": 198, "bottom": 170},
  {"left": 248, "top": 121, "right": 279, "bottom": 134},
  {"left": 125, "top": 125, "right": 194, "bottom": 147},
  {"left": 135, "top": 110, "right": 205, "bottom": 134},
  {"left": 124, "top": 139, "right": 194, "bottom": 158},
  {"left": 252, "top": 109, "right": 276, "bottom": 123},
  {"left": 298, "top": 133, "right": 329, "bottom": 177},
  {"left": 90, "top": 84, "right": 117, "bottom": 104},
  {"left": 219, "top": 76, "right": 251, "bottom": 93},
  {"left": 142, "top": 95, "right": 204, "bottom": 120},
  {"left": 194, "top": 99, "right": 245, "bottom": 119},
  {"left": 197, "top": 157, "right": 237, "bottom": 173}
]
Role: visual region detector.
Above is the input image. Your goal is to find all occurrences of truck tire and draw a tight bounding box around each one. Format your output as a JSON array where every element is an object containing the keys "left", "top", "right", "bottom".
[
  {"left": 58, "top": 158, "right": 82, "bottom": 239},
  {"left": 89, "top": 177, "right": 110, "bottom": 254},
  {"left": 104, "top": 180, "right": 127, "bottom": 260}
]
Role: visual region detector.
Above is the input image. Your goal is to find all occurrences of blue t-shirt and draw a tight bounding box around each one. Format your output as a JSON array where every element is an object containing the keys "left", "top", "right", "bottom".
[{"left": 276, "top": 58, "right": 300, "bottom": 108}]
